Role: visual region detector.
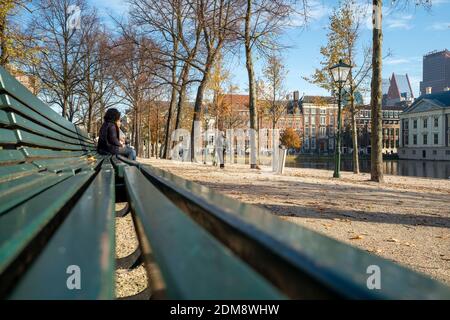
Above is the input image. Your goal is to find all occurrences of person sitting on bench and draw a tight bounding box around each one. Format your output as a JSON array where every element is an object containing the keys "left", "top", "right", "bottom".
[{"left": 97, "top": 108, "right": 136, "bottom": 160}]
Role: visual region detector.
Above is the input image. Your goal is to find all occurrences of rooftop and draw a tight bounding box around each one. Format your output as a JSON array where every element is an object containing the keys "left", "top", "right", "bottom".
[{"left": 403, "top": 91, "right": 450, "bottom": 114}]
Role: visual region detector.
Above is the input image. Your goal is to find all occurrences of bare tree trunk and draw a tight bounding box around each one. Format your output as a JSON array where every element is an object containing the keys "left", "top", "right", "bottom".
[
  {"left": 370, "top": 0, "right": 384, "bottom": 182},
  {"left": 175, "top": 63, "right": 190, "bottom": 130},
  {"left": 190, "top": 76, "right": 207, "bottom": 162},
  {"left": 245, "top": 0, "right": 259, "bottom": 169},
  {"left": 190, "top": 55, "right": 214, "bottom": 161},
  {"left": 163, "top": 86, "right": 177, "bottom": 158},
  {"left": 156, "top": 110, "right": 160, "bottom": 159},
  {"left": 148, "top": 109, "right": 151, "bottom": 158},
  {"left": 133, "top": 104, "right": 142, "bottom": 157},
  {"left": 87, "top": 93, "right": 94, "bottom": 134},
  {"left": 163, "top": 39, "right": 179, "bottom": 158}
]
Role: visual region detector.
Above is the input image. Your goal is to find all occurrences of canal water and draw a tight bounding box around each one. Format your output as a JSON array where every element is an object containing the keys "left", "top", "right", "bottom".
[{"left": 285, "top": 156, "right": 450, "bottom": 180}]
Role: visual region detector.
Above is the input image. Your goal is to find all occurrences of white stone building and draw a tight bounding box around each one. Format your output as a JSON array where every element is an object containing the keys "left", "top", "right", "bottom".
[{"left": 399, "top": 91, "right": 450, "bottom": 160}]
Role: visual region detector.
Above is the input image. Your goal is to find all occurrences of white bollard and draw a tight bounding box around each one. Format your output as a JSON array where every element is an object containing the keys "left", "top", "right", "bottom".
[{"left": 277, "top": 145, "right": 287, "bottom": 175}]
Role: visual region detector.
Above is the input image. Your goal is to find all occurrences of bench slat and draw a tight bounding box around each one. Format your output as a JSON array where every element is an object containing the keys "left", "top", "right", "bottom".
[
  {"left": 9, "top": 163, "right": 115, "bottom": 300},
  {"left": 0, "top": 94, "right": 92, "bottom": 144},
  {"left": 124, "top": 166, "right": 284, "bottom": 299},
  {"left": 20, "top": 147, "right": 87, "bottom": 160},
  {"left": 0, "top": 171, "right": 96, "bottom": 290},
  {"left": 0, "top": 163, "right": 41, "bottom": 183},
  {"left": 7, "top": 111, "right": 84, "bottom": 145},
  {"left": 0, "top": 68, "right": 87, "bottom": 139},
  {"left": 33, "top": 157, "right": 99, "bottom": 174},
  {"left": 0, "top": 150, "right": 25, "bottom": 165},
  {"left": 0, "top": 172, "right": 72, "bottom": 214},
  {"left": 16, "top": 129, "right": 88, "bottom": 151},
  {"left": 0, "top": 109, "right": 9, "bottom": 125},
  {"left": 0, "top": 128, "right": 18, "bottom": 144},
  {"left": 140, "top": 164, "right": 450, "bottom": 299}
]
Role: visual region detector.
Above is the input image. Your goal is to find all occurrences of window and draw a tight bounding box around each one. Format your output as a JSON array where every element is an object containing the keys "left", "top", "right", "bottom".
[
  {"left": 433, "top": 150, "right": 437, "bottom": 155},
  {"left": 311, "top": 108, "right": 316, "bottom": 115},
  {"left": 311, "top": 138, "right": 316, "bottom": 149},
  {"left": 305, "top": 108, "right": 310, "bottom": 114},
  {"left": 404, "top": 135, "right": 409, "bottom": 145},
  {"left": 320, "top": 127, "right": 326, "bottom": 137},
  {"left": 365, "top": 111, "right": 369, "bottom": 118},
  {"left": 423, "top": 134, "right": 427, "bottom": 145},
  {"left": 413, "top": 119, "right": 417, "bottom": 129},
  {"left": 434, "top": 117, "right": 439, "bottom": 128},
  {"left": 320, "top": 116, "right": 326, "bottom": 125},
  {"left": 305, "top": 127, "right": 310, "bottom": 136},
  {"left": 320, "top": 109, "right": 326, "bottom": 114},
  {"left": 423, "top": 118, "right": 428, "bottom": 128},
  {"left": 389, "top": 111, "right": 393, "bottom": 118},
  {"left": 434, "top": 133, "right": 438, "bottom": 144},
  {"left": 330, "top": 116, "right": 334, "bottom": 125},
  {"left": 305, "top": 116, "right": 309, "bottom": 124},
  {"left": 396, "top": 128, "right": 399, "bottom": 136},
  {"left": 412, "top": 150, "right": 416, "bottom": 155},
  {"left": 396, "top": 140, "right": 399, "bottom": 148},
  {"left": 304, "top": 138, "right": 310, "bottom": 149},
  {"left": 310, "top": 116, "right": 316, "bottom": 125},
  {"left": 311, "top": 126, "right": 316, "bottom": 136},
  {"left": 413, "top": 134, "right": 417, "bottom": 145},
  {"left": 394, "top": 111, "right": 399, "bottom": 118},
  {"left": 446, "top": 150, "right": 450, "bottom": 155}
]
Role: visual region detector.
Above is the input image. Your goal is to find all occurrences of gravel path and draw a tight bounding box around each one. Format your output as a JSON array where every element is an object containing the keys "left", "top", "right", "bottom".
[
  {"left": 115, "top": 203, "right": 148, "bottom": 298},
  {"left": 140, "top": 158, "right": 450, "bottom": 285}
]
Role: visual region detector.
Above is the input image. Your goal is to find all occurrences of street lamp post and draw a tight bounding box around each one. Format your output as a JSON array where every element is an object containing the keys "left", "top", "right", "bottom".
[{"left": 329, "top": 59, "right": 352, "bottom": 178}]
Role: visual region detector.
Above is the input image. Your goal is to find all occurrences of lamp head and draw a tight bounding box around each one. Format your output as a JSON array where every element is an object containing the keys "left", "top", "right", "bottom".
[{"left": 329, "top": 59, "right": 352, "bottom": 84}]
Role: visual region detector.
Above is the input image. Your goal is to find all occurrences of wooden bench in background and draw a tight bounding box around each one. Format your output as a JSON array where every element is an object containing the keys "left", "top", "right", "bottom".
[{"left": 1, "top": 66, "right": 450, "bottom": 300}]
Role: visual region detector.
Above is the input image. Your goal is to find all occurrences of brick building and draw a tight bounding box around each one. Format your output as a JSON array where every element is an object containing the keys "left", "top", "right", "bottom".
[
  {"left": 299, "top": 96, "right": 337, "bottom": 154},
  {"left": 217, "top": 93, "right": 338, "bottom": 153},
  {"left": 353, "top": 105, "right": 403, "bottom": 154}
]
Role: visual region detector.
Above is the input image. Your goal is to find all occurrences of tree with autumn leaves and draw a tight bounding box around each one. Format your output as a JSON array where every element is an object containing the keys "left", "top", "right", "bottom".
[
  {"left": 305, "top": 0, "right": 371, "bottom": 175},
  {"left": 0, "top": 0, "right": 38, "bottom": 68},
  {"left": 280, "top": 127, "right": 301, "bottom": 150}
]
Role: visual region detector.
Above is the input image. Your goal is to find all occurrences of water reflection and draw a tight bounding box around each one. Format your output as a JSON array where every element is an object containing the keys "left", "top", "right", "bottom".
[{"left": 285, "top": 157, "right": 450, "bottom": 180}]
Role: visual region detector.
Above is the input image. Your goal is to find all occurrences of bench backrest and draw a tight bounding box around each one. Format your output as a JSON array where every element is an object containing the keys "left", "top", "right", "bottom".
[
  {"left": 0, "top": 67, "right": 113, "bottom": 299},
  {"left": 0, "top": 67, "right": 96, "bottom": 164}
]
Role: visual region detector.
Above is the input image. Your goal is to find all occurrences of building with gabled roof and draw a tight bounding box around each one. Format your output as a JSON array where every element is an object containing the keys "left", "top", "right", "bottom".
[
  {"left": 399, "top": 91, "right": 450, "bottom": 160},
  {"left": 385, "top": 73, "right": 414, "bottom": 106}
]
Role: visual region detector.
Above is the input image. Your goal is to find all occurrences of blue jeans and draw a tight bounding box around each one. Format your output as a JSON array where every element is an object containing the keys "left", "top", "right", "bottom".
[{"left": 119, "top": 146, "right": 136, "bottom": 160}]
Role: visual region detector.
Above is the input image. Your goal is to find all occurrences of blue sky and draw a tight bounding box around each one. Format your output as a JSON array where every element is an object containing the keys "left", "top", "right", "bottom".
[{"left": 93, "top": 0, "right": 450, "bottom": 103}]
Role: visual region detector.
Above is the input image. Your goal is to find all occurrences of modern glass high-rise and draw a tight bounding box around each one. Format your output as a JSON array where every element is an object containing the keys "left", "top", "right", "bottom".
[{"left": 420, "top": 49, "right": 450, "bottom": 95}]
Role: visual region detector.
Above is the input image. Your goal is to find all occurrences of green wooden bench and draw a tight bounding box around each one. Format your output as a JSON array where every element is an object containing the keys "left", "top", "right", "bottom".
[
  {"left": 115, "top": 158, "right": 450, "bottom": 300},
  {"left": 0, "top": 67, "right": 115, "bottom": 299},
  {"left": 1, "top": 66, "right": 450, "bottom": 300}
]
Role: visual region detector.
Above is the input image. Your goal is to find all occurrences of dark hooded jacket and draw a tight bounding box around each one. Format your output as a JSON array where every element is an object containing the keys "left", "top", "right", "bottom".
[{"left": 97, "top": 121, "right": 121, "bottom": 155}]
